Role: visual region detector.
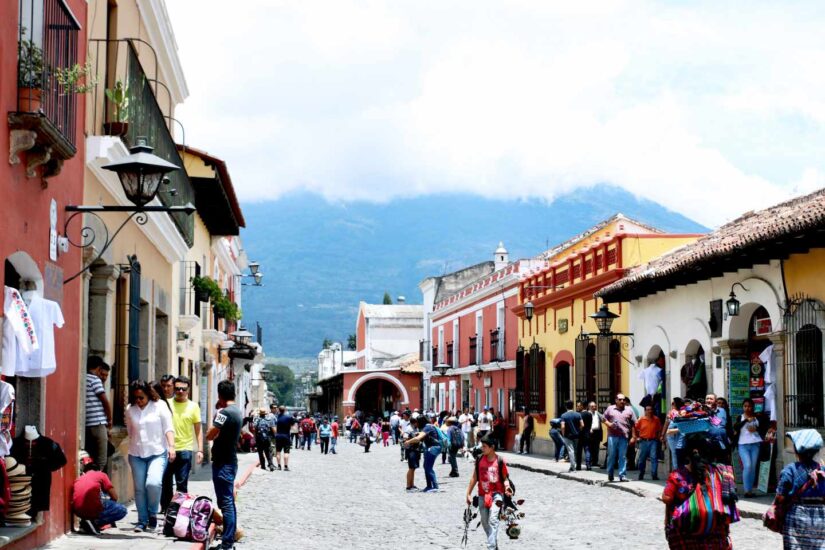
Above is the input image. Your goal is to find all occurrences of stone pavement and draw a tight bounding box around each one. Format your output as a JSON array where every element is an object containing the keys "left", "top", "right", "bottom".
[
  {"left": 41, "top": 439, "right": 781, "bottom": 550},
  {"left": 39, "top": 451, "right": 259, "bottom": 550},
  {"left": 499, "top": 450, "right": 774, "bottom": 519}
]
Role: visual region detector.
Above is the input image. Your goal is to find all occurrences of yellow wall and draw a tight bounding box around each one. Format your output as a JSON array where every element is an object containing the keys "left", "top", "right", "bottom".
[
  {"left": 518, "top": 224, "right": 701, "bottom": 439},
  {"left": 784, "top": 248, "right": 825, "bottom": 302}
]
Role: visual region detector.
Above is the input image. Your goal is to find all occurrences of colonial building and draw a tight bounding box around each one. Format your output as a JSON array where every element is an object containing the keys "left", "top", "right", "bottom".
[
  {"left": 2, "top": 0, "right": 87, "bottom": 545},
  {"left": 598, "top": 189, "right": 825, "bottom": 472},
  {"left": 423, "top": 244, "right": 546, "bottom": 449},
  {"left": 514, "top": 215, "right": 701, "bottom": 456},
  {"left": 317, "top": 302, "right": 423, "bottom": 418}
]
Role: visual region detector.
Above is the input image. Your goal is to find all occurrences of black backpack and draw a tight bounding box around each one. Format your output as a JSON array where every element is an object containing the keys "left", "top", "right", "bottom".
[
  {"left": 449, "top": 425, "right": 464, "bottom": 448},
  {"left": 475, "top": 456, "right": 515, "bottom": 494}
]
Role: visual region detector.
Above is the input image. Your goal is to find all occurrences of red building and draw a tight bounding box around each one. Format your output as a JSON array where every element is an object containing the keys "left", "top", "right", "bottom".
[
  {"left": 1, "top": 0, "right": 87, "bottom": 546},
  {"left": 421, "top": 244, "right": 547, "bottom": 450}
]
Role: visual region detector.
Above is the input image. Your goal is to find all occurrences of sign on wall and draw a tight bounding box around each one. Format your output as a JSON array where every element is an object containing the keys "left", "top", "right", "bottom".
[
  {"left": 728, "top": 359, "right": 751, "bottom": 417},
  {"left": 558, "top": 318, "right": 568, "bottom": 334}
]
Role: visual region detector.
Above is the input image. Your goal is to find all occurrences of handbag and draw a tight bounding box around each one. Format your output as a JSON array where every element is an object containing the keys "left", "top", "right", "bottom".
[
  {"left": 763, "top": 468, "right": 825, "bottom": 533},
  {"left": 671, "top": 466, "right": 734, "bottom": 534}
]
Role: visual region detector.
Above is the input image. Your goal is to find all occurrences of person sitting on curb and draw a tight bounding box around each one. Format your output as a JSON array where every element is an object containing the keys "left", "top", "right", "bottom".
[{"left": 73, "top": 454, "right": 127, "bottom": 535}]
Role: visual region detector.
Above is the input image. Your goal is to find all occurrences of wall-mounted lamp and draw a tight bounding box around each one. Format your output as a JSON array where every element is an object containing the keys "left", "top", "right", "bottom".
[{"left": 726, "top": 282, "right": 749, "bottom": 317}]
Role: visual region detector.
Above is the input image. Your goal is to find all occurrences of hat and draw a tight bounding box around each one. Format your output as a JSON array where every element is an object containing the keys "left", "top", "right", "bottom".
[
  {"left": 447, "top": 416, "right": 458, "bottom": 423},
  {"left": 4, "top": 457, "right": 25, "bottom": 477},
  {"left": 483, "top": 406, "right": 490, "bottom": 411},
  {"left": 786, "top": 429, "right": 823, "bottom": 455},
  {"left": 9, "top": 475, "right": 31, "bottom": 486}
]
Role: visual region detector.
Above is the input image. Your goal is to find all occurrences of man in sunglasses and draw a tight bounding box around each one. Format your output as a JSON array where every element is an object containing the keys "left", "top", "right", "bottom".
[
  {"left": 602, "top": 393, "right": 637, "bottom": 482},
  {"left": 161, "top": 376, "right": 203, "bottom": 511}
]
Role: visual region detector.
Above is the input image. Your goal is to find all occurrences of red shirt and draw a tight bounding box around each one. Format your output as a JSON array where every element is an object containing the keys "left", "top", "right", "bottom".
[
  {"left": 331, "top": 422, "right": 339, "bottom": 438},
  {"left": 72, "top": 471, "right": 113, "bottom": 519},
  {"left": 477, "top": 455, "right": 508, "bottom": 497}
]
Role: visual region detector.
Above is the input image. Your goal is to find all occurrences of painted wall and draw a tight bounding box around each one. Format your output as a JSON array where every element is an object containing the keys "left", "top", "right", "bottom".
[{"left": 784, "top": 248, "right": 825, "bottom": 302}]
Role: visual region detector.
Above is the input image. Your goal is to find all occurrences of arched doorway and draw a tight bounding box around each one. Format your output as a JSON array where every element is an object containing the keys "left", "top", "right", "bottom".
[
  {"left": 555, "top": 362, "right": 571, "bottom": 414},
  {"left": 682, "top": 341, "right": 707, "bottom": 401},
  {"left": 354, "top": 378, "right": 402, "bottom": 417}
]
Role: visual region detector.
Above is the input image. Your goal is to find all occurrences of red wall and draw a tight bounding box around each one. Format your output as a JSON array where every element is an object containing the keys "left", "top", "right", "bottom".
[{"left": 2, "top": 1, "right": 86, "bottom": 545}]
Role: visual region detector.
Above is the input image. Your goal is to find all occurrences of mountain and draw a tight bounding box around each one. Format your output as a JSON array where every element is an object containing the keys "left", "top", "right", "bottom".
[{"left": 239, "top": 185, "right": 707, "bottom": 360}]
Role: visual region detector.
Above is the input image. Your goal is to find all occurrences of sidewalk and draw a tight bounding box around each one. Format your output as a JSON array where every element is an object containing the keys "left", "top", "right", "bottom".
[
  {"left": 40, "top": 452, "right": 260, "bottom": 550},
  {"left": 500, "top": 450, "right": 773, "bottom": 520}
]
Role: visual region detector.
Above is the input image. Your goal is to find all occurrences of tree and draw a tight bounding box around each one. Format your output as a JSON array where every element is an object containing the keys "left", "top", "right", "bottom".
[
  {"left": 322, "top": 338, "right": 332, "bottom": 350},
  {"left": 263, "top": 364, "right": 295, "bottom": 405},
  {"left": 383, "top": 292, "right": 392, "bottom": 304},
  {"left": 347, "top": 333, "right": 356, "bottom": 350}
]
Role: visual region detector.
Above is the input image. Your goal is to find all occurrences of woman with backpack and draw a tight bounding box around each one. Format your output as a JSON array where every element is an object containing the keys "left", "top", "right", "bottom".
[
  {"left": 404, "top": 415, "right": 441, "bottom": 492},
  {"left": 765, "top": 429, "right": 825, "bottom": 548},
  {"left": 661, "top": 435, "right": 738, "bottom": 549}
]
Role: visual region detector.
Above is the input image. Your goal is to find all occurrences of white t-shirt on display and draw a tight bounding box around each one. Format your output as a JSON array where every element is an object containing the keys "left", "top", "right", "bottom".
[
  {"left": 2, "top": 287, "right": 39, "bottom": 377},
  {"left": 19, "top": 296, "right": 64, "bottom": 377}
]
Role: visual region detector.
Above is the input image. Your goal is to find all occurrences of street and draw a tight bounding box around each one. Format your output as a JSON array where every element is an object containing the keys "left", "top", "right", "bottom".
[{"left": 235, "top": 439, "right": 780, "bottom": 550}]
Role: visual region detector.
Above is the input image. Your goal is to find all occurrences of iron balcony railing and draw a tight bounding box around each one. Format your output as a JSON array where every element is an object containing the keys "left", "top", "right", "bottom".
[
  {"left": 88, "top": 38, "right": 195, "bottom": 246},
  {"left": 17, "top": 0, "right": 80, "bottom": 148}
]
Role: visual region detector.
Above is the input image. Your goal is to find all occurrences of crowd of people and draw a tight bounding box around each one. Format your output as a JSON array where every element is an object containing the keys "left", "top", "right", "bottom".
[{"left": 80, "top": 357, "right": 242, "bottom": 550}]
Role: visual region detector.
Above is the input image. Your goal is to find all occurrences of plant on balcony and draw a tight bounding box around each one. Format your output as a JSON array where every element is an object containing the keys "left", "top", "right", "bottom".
[
  {"left": 53, "top": 61, "right": 98, "bottom": 95},
  {"left": 212, "top": 295, "right": 241, "bottom": 322},
  {"left": 191, "top": 275, "right": 221, "bottom": 303},
  {"left": 17, "top": 39, "right": 44, "bottom": 112},
  {"left": 104, "top": 80, "right": 130, "bottom": 136}
]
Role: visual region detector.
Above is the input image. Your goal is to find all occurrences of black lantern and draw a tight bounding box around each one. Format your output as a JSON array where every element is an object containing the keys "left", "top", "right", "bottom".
[
  {"left": 524, "top": 301, "right": 534, "bottom": 321},
  {"left": 231, "top": 329, "right": 253, "bottom": 345},
  {"left": 590, "top": 304, "right": 619, "bottom": 335},
  {"left": 101, "top": 138, "right": 180, "bottom": 207},
  {"left": 726, "top": 282, "right": 748, "bottom": 317},
  {"left": 434, "top": 363, "right": 452, "bottom": 377},
  {"left": 475, "top": 365, "right": 484, "bottom": 379}
]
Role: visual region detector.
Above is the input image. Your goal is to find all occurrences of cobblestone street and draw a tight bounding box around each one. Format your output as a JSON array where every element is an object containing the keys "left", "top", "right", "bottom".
[{"left": 236, "top": 439, "right": 780, "bottom": 550}]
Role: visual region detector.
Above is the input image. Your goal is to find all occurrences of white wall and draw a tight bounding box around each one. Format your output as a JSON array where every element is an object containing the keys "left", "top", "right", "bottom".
[{"left": 626, "top": 261, "right": 785, "bottom": 407}]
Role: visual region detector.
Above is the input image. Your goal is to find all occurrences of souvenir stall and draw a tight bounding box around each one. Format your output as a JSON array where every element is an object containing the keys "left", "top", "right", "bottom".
[{"left": 0, "top": 274, "right": 67, "bottom": 529}]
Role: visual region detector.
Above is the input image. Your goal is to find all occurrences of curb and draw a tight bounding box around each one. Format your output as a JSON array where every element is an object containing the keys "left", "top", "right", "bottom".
[
  {"left": 505, "top": 461, "right": 765, "bottom": 521},
  {"left": 189, "top": 458, "right": 260, "bottom": 550}
]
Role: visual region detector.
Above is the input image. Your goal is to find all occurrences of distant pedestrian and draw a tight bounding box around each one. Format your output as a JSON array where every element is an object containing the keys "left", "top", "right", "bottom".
[
  {"left": 576, "top": 402, "right": 592, "bottom": 470},
  {"left": 460, "top": 408, "right": 474, "bottom": 450},
  {"left": 662, "top": 397, "right": 685, "bottom": 471},
  {"left": 634, "top": 404, "right": 662, "bottom": 480},
  {"left": 733, "top": 398, "right": 766, "bottom": 497},
  {"left": 519, "top": 411, "right": 534, "bottom": 455},
  {"left": 290, "top": 414, "right": 300, "bottom": 448},
  {"left": 768, "top": 429, "right": 825, "bottom": 547},
  {"left": 318, "top": 417, "right": 332, "bottom": 454},
  {"left": 447, "top": 416, "right": 463, "bottom": 477},
  {"left": 586, "top": 401, "right": 603, "bottom": 468},
  {"left": 207, "top": 380, "right": 242, "bottom": 550},
  {"left": 548, "top": 417, "right": 567, "bottom": 462},
  {"left": 252, "top": 408, "right": 275, "bottom": 471},
  {"left": 477, "top": 407, "right": 493, "bottom": 440},
  {"left": 465, "top": 434, "right": 513, "bottom": 550},
  {"left": 603, "top": 393, "right": 637, "bottom": 482},
  {"left": 300, "top": 416, "right": 316, "bottom": 450},
  {"left": 399, "top": 410, "right": 413, "bottom": 462},
  {"left": 330, "top": 416, "right": 339, "bottom": 454},
  {"left": 84, "top": 356, "right": 113, "bottom": 473},
  {"left": 274, "top": 405, "right": 294, "bottom": 471},
  {"left": 403, "top": 418, "right": 421, "bottom": 491},
  {"left": 390, "top": 411, "right": 401, "bottom": 444},
  {"left": 350, "top": 416, "right": 361, "bottom": 444},
  {"left": 404, "top": 415, "right": 440, "bottom": 492},
  {"left": 381, "top": 418, "right": 391, "bottom": 447},
  {"left": 560, "top": 400, "right": 582, "bottom": 472}
]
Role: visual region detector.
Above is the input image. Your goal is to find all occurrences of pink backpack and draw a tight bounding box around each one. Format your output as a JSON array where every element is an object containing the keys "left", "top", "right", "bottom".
[{"left": 163, "top": 492, "right": 214, "bottom": 542}]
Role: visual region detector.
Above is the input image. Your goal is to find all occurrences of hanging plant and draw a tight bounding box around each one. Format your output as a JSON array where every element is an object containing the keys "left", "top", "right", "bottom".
[
  {"left": 191, "top": 275, "right": 222, "bottom": 303},
  {"left": 212, "top": 295, "right": 241, "bottom": 322}
]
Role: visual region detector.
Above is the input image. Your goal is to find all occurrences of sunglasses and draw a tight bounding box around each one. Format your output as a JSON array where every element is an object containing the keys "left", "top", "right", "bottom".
[{"left": 174, "top": 387, "right": 189, "bottom": 392}]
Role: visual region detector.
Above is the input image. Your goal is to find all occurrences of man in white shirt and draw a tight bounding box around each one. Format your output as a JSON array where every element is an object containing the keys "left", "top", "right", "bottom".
[
  {"left": 390, "top": 411, "right": 401, "bottom": 445},
  {"left": 399, "top": 410, "right": 413, "bottom": 461},
  {"left": 459, "top": 408, "right": 472, "bottom": 450},
  {"left": 477, "top": 407, "right": 493, "bottom": 439}
]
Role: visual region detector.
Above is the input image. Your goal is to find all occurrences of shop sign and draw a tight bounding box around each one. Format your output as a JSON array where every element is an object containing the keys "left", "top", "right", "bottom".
[
  {"left": 43, "top": 262, "right": 63, "bottom": 305},
  {"left": 558, "top": 318, "right": 569, "bottom": 334},
  {"left": 483, "top": 377, "right": 492, "bottom": 387},
  {"left": 49, "top": 199, "right": 58, "bottom": 261},
  {"left": 728, "top": 359, "right": 750, "bottom": 417},
  {"left": 754, "top": 316, "right": 772, "bottom": 336}
]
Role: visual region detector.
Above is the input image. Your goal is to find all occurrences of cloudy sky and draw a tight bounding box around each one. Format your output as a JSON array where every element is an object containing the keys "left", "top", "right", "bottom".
[{"left": 166, "top": 0, "right": 825, "bottom": 227}]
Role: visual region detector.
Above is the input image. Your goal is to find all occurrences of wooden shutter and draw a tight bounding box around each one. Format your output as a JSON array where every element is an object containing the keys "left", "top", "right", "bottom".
[
  {"left": 575, "top": 336, "right": 589, "bottom": 405},
  {"left": 596, "top": 335, "right": 611, "bottom": 410}
]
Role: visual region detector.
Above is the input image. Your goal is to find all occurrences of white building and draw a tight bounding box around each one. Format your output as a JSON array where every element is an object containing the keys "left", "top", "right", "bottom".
[{"left": 318, "top": 344, "right": 357, "bottom": 381}]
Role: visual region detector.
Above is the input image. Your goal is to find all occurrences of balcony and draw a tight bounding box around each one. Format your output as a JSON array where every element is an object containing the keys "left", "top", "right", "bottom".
[
  {"left": 88, "top": 39, "right": 195, "bottom": 246},
  {"left": 10, "top": 0, "right": 81, "bottom": 178}
]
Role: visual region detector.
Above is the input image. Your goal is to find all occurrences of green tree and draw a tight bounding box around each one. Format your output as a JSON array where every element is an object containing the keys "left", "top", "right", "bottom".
[
  {"left": 347, "top": 333, "right": 356, "bottom": 350},
  {"left": 263, "top": 364, "right": 295, "bottom": 405},
  {"left": 322, "top": 338, "right": 332, "bottom": 349},
  {"left": 383, "top": 292, "right": 392, "bottom": 304}
]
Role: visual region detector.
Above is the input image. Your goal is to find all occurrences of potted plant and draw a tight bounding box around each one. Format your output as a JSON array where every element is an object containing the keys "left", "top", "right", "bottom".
[
  {"left": 53, "top": 61, "right": 98, "bottom": 95},
  {"left": 104, "top": 79, "right": 129, "bottom": 136},
  {"left": 17, "top": 39, "right": 44, "bottom": 112},
  {"left": 212, "top": 295, "right": 241, "bottom": 322},
  {"left": 191, "top": 275, "right": 221, "bottom": 303}
]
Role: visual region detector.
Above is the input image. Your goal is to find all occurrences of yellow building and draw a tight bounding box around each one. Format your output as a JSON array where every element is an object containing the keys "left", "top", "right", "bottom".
[{"left": 514, "top": 215, "right": 701, "bottom": 455}]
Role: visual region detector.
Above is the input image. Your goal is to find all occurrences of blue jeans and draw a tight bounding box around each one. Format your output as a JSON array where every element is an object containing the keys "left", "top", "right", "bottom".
[
  {"left": 212, "top": 462, "right": 238, "bottom": 549},
  {"left": 423, "top": 446, "right": 440, "bottom": 489},
  {"left": 606, "top": 435, "right": 629, "bottom": 479},
  {"left": 96, "top": 498, "right": 127, "bottom": 527},
  {"left": 636, "top": 439, "right": 658, "bottom": 478},
  {"left": 161, "top": 450, "right": 194, "bottom": 510},
  {"left": 666, "top": 434, "right": 680, "bottom": 470},
  {"left": 738, "top": 442, "right": 760, "bottom": 493},
  {"left": 549, "top": 429, "right": 567, "bottom": 460},
  {"left": 331, "top": 437, "right": 337, "bottom": 454},
  {"left": 128, "top": 452, "right": 167, "bottom": 525}
]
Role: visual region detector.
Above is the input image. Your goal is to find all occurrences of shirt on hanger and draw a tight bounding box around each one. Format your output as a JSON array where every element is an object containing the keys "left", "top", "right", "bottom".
[
  {"left": 19, "top": 296, "right": 64, "bottom": 377},
  {"left": 2, "top": 287, "right": 38, "bottom": 377}
]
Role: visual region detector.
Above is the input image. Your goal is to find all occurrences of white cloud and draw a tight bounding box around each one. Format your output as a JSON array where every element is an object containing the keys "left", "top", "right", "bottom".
[{"left": 166, "top": 0, "right": 825, "bottom": 227}]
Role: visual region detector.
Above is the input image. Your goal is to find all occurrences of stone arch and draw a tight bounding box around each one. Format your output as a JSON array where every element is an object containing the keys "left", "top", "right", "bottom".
[
  {"left": 5, "top": 250, "right": 44, "bottom": 296},
  {"left": 346, "top": 371, "right": 410, "bottom": 405}
]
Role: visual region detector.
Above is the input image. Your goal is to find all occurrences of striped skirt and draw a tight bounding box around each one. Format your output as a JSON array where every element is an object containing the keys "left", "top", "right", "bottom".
[{"left": 783, "top": 504, "right": 825, "bottom": 550}]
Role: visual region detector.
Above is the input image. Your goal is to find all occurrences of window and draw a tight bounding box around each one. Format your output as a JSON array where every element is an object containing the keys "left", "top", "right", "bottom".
[
  {"left": 498, "top": 388, "right": 504, "bottom": 419},
  {"left": 438, "top": 326, "right": 444, "bottom": 364},
  {"left": 475, "top": 389, "right": 480, "bottom": 411},
  {"left": 785, "top": 298, "right": 825, "bottom": 428},
  {"left": 452, "top": 320, "right": 459, "bottom": 367},
  {"left": 475, "top": 313, "right": 484, "bottom": 364},
  {"left": 485, "top": 388, "right": 491, "bottom": 408},
  {"left": 523, "top": 344, "right": 545, "bottom": 413}
]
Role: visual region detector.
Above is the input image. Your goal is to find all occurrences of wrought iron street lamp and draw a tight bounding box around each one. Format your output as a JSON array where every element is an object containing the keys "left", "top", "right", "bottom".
[
  {"left": 475, "top": 365, "right": 484, "bottom": 379},
  {"left": 524, "top": 301, "right": 534, "bottom": 321},
  {"left": 62, "top": 138, "right": 194, "bottom": 284},
  {"left": 590, "top": 304, "right": 620, "bottom": 335},
  {"left": 726, "top": 282, "right": 748, "bottom": 317},
  {"left": 434, "top": 363, "right": 452, "bottom": 377},
  {"left": 248, "top": 261, "right": 260, "bottom": 275}
]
